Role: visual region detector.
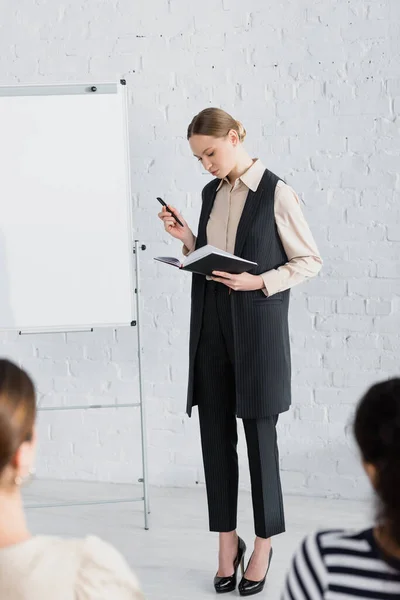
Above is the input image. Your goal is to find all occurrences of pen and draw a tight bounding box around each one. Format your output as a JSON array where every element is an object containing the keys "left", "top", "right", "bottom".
[{"left": 157, "top": 197, "right": 185, "bottom": 228}]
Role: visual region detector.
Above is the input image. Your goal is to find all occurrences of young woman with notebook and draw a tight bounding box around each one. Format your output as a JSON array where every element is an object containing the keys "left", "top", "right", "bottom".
[{"left": 158, "top": 107, "right": 322, "bottom": 596}]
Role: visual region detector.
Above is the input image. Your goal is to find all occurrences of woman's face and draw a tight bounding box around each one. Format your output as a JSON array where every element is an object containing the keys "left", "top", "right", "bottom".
[{"left": 189, "top": 131, "right": 239, "bottom": 180}]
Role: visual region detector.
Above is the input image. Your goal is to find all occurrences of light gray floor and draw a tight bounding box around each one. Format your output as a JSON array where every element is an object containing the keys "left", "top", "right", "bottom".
[{"left": 23, "top": 480, "right": 371, "bottom": 599}]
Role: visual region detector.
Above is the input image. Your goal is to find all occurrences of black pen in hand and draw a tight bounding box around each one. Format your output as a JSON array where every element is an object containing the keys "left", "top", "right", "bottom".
[{"left": 157, "top": 197, "right": 185, "bottom": 227}]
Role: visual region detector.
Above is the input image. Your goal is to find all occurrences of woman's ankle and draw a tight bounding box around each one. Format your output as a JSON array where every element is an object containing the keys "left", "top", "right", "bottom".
[
  {"left": 254, "top": 536, "right": 271, "bottom": 549},
  {"left": 219, "top": 530, "right": 237, "bottom": 541}
]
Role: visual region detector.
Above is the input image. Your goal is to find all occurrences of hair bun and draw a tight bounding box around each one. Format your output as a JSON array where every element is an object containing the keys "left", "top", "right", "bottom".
[{"left": 236, "top": 120, "right": 246, "bottom": 142}]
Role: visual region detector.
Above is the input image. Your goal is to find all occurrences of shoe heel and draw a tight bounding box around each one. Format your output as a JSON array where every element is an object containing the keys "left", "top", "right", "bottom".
[
  {"left": 214, "top": 537, "right": 246, "bottom": 594},
  {"left": 240, "top": 556, "right": 245, "bottom": 577}
]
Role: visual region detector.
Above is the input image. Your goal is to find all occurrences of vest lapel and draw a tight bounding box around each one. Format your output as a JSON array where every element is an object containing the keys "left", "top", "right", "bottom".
[
  {"left": 195, "top": 179, "right": 220, "bottom": 249},
  {"left": 234, "top": 171, "right": 267, "bottom": 257}
]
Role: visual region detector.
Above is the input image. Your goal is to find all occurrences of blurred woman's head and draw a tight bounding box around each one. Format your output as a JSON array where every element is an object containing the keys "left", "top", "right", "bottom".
[
  {"left": 0, "top": 359, "right": 36, "bottom": 491},
  {"left": 354, "top": 378, "right": 400, "bottom": 545},
  {"left": 187, "top": 107, "right": 247, "bottom": 180}
]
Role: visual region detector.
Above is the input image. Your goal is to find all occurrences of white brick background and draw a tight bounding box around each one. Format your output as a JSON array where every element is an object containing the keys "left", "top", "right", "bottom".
[{"left": 0, "top": 0, "right": 399, "bottom": 500}]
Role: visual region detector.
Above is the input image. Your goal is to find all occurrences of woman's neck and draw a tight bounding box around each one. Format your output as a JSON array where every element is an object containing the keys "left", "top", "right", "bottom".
[
  {"left": 227, "top": 150, "right": 254, "bottom": 185},
  {"left": 374, "top": 524, "right": 400, "bottom": 560},
  {"left": 0, "top": 489, "right": 31, "bottom": 549}
]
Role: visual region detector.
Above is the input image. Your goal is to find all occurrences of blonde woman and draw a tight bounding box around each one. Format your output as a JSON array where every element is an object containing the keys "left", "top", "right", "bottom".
[{"left": 159, "top": 108, "right": 322, "bottom": 596}]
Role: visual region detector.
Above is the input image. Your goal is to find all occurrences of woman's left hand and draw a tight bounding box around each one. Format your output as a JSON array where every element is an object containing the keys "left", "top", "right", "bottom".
[{"left": 211, "top": 271, "right": 265, "bottom": 292}]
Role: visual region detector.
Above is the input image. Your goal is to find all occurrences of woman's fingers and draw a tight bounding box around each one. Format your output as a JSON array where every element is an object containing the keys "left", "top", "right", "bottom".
[
  {"left": 158, "top": 204, "right": 170, "bottom": 218},
  {"left": 158, "top": 204, "right": 189, "bottom": 240},
  {"left": 167, "top": 205, "right": 185, "bottom": 224},
  {"left": 164, "top": 219, "right": 176, "bottom": 230},
  {"left": 158, "top": 205, "right": 188, "bottom": 229},
  {"left": 158, "top": 210, "right": 182, "bottom": 224},
  {"left": 159, "top": 213, "right": 176, "bottom": 226},
  {"left": 167, "top": 205, "right": 178, "bottom": 214},
  {"left": 211, "top": 277, "right": 234, "bottom": 288}
]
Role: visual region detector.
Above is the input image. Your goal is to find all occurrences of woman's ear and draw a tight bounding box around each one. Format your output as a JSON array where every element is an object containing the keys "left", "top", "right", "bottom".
[
  {"left": 363, "top": 460, "right": 378, "bottom": 489},
  {"left": 228, "top": 129, "right": 239, "bottom": 146},
  {"left": 11, "top": 430, "right": 37, "bottom": 480}
]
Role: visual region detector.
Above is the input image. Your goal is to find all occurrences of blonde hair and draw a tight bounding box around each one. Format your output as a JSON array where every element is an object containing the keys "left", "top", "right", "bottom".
[{"left": 187, "top": 108, "right": 246, "bottom": 143}]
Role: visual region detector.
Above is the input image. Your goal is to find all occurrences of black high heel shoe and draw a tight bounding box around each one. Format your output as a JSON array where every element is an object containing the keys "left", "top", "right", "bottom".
[
  {"left": 238, "top": 547, "right": 273, "bottom": 596},
  {"left": 214, "top": 536, "right": 246, "bottom": 594}
]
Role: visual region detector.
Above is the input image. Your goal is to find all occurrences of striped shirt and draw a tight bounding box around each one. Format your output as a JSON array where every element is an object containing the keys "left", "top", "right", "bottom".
[{"left": 282, "top": 528, "right": 400, "bottom": 599}]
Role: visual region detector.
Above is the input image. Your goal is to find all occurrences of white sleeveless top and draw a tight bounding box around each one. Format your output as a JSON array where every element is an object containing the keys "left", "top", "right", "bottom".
[{"left": 0, "top": 535, "right": 143, "bottom": 599}]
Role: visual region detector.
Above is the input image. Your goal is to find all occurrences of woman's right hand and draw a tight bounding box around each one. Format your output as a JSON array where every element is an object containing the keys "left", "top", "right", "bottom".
[{"left": 158, "top": 205, "right": 195, "bottom": 248}]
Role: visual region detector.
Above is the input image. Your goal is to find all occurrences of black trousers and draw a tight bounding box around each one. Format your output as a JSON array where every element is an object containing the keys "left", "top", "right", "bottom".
[{"left": 194, "top": 281, "right": 285, "bottom": 539}]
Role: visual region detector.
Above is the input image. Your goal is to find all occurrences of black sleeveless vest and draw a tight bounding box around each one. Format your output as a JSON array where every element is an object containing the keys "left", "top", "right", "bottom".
[{"left": 186, "top": 168, "right": 291, "bottom": 419}]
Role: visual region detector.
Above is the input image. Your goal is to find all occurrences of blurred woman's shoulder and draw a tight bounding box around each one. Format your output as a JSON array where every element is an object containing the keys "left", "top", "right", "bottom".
[
  {"left": 0, "top": 535, "right": 143, "bottom": 599},
  {"left": 76, "top": 534, "right": 143, "bottom": 597},
  {"left": 282, "top": 528, "right": 400, "bottom": 600}
]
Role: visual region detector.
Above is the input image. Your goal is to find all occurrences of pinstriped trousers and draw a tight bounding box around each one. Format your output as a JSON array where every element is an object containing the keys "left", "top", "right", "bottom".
[{"left": 194, "top": 281, "right": 285, "bottom": 539}]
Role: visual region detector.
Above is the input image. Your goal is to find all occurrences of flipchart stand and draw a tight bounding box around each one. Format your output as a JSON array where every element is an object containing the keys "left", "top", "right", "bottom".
[{"left": 24, "top": 241, "right": 150, "bottom": 529}]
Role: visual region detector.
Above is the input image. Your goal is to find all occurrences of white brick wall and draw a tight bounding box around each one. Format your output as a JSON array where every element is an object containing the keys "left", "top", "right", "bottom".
[{"left": 0, "top": 0, "right": 399, "bottom": 499}]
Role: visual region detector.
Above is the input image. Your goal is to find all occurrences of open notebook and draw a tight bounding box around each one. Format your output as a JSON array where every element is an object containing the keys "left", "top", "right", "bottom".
[{"left": 154, "top": 244, "right": 257, "bottom": 276}]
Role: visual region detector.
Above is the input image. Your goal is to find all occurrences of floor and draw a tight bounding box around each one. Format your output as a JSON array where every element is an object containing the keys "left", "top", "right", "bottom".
[{"left": 23, "top": 480, "right": 371, "bottom": 599}]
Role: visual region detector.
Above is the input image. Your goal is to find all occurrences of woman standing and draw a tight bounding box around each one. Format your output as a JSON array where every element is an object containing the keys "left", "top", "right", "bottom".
[{"left": 158, "top": 108, "right": 322, "bottom": 596}]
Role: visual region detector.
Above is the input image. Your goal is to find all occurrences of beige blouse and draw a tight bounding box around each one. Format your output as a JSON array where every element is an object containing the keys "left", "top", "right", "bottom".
[
  {"left": 183, "top": 159, "right": 322, "bottom": 296},
  {"left": 0, "top": 534, "right": 143, "bottom": 600}
]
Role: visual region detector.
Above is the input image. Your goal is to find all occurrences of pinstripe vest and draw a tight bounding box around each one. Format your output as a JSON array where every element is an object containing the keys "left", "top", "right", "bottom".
[{"left": 186, "top": 168, "right": 291, "bottom": 419}]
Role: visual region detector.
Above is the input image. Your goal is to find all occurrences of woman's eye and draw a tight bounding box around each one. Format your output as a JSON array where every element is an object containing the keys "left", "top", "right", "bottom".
[{"left": 197, "top": 151, "right": 214, "bottom": 161}]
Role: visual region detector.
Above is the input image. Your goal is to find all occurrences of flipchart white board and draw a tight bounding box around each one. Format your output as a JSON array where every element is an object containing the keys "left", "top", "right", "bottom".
[{"left": 0, "top": 82, "right": 135, "bottom": 332}]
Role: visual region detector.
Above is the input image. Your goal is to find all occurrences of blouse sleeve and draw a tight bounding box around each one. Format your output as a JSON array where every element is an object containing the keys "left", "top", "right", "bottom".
[
  {"left": 260, "top": 183, "right": 322, "bottom": 296},
  {"left": 182, "top": 236, "right": 197, "bottom": 256},
  {"left": 75, "top": 536, "right": 144, "bottom": 600}
]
